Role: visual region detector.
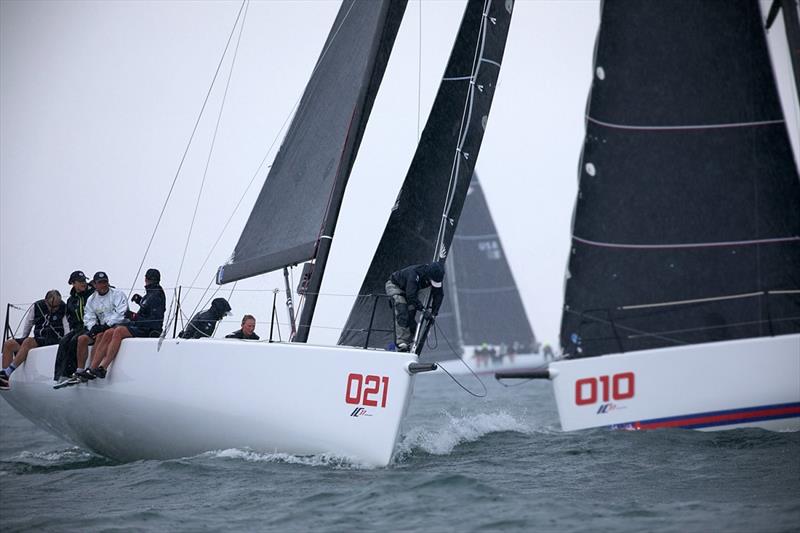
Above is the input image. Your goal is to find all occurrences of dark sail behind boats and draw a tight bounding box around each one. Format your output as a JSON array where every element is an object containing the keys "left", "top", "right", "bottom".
[
  {"left": 338, "top": 0, "right": 515, "bottom": 350},
  {"left": 422, "top": 175, "right": 536, "bottom": 360},
  {"left": 560, "top": 0, "right": 800, "bottom": 358},
  {"left": 217, "top": 0, "right": 407, "bottom": 285}
]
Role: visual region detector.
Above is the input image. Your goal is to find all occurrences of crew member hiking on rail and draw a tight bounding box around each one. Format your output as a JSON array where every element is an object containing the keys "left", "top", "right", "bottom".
[
  {"left": 53, "top": 270, "right": 95, "bottom": 384},
  {"left": 71, "top": 271, "right": 128, "bottom": 382},
  {"left": 385, "top": 262, "right": 445, "bottom": 352},
  {"left": 1, "top": 290, "right": 69, "bottom": 390},
  {"left": 81, "top": 268, "right": 166, "bottom": 381}
]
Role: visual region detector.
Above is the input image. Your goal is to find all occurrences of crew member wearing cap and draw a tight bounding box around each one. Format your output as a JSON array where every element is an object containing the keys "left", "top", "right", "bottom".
[
  {"left": 53, "top": 270, "right": 95, "bottom": 384},
  {"left": 83, "top": 268, "right": 166, "bottom": 379},
  {"left": 71, "top": 271, "right": 128, "bottom": 381},
  {"left": 385, "top": 262, "right": 445, "bottom": 352}
]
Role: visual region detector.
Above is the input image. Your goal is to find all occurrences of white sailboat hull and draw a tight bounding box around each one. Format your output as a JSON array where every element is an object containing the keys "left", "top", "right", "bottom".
[
  {"left": 1, "top": 338, "right": 417, "bottom": 466},
  {"left": 549, "top": 334, "right": 800, "bottom": 431}
]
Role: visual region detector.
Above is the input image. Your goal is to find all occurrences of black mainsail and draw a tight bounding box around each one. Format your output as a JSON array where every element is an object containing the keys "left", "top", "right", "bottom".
[
  {"left": 422, "top": 174, "right": 536, "bottom": 359},
  {"left": 338, "top": 0, "right": 514, "bottom": 351},
  {"left": 560, "top": 0, "right": 800, "bottom": 358},
  {"left": 216, "top": 0, "right": 407, "bottom": 340}
]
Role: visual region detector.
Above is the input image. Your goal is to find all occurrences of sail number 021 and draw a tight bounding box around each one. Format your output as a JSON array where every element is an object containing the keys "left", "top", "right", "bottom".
[
  {"left": 345, "top": 373, "right": 389, "bottom": 408},
  {"left": 574, "top": 372, "right": 635, "bottom": 405}
]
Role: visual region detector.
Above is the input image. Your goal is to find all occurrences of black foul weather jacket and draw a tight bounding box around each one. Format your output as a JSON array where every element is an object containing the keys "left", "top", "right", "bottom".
[
  {"left": 131, "top": 283, "right": 166, "bottom": 334},
  {"left": 389, "top": 263, "right": 444, "bottom": 314},
  {"left": 66, "top": 286, "right": 95, "bottom": 331}
]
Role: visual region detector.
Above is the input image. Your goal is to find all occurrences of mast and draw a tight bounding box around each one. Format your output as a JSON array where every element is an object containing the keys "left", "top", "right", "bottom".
[{"left": 293, "top": 0, "right": 407, "bottom": 343}]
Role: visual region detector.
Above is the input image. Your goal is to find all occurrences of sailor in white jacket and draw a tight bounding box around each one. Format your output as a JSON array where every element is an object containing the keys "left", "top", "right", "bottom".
[{"left": 75, "top": 271, "right": 128, "bottom": 375}]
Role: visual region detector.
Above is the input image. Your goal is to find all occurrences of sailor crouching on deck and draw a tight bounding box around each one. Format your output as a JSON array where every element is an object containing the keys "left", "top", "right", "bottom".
[
  {"left": 0, "top": 290, "right": 69, "bottom": 390},
  {"left": 70, "top": 271, "right": 128, "bottom": 382},
  {"left": 385, "top": 262, "right": 445, "bottom": 352},
  {"left": 178, "top": 298, "right": 231, "bottom": 339},
  {"left": 76, "top": 269, "right": 165, "bottom": 382}
]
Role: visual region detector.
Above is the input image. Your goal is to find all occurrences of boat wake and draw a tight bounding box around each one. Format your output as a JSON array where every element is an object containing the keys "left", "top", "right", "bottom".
[
  {"left": 200, "top": 448, "right": 371, "bottom": 469},
  {"left": 396, "top": 411, "right": 528, "bottom": 458},
  {"left": 1, "top": 447, "right": 110, "bottom": 475}
]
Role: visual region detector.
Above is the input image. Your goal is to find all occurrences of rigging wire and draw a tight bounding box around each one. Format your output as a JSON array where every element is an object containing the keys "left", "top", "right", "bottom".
[
  {"left": 417, "top": 0, "right": 423, "bottom": 142},
  {"left": 429, "top": 321, "right": 487, "bottom": 398},
  {"left": 188, "top": 0, "right": 361, "bottom": 290},
  {"left": 175, "top": 0, "right": 250, "bottom": 289},
  {"left": 129, "top": 0, "right": 248, "bottom": 297}
]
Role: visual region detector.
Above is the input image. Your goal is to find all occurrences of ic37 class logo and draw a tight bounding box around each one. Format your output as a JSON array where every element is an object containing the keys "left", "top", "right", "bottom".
[
  {"left": 345, "top": 373, "right": 389, "bottom": 417},
  {"left": 574, "top": 372, "right": 635, "bottom": 415}
]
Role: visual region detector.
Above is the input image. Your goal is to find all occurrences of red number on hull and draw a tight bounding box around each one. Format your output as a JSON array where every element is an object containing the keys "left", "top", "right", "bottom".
[
  {"left": 345, "top": 373, "right": 390, "bottom": 408},
  {"left": 574, "top": 372, "right": 635, "bottom": 405}
]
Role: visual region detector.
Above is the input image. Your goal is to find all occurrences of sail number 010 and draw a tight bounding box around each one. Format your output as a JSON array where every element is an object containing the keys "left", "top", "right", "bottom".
[
  {"left": 574, "top": 372, "right": 635, "bottom": 405},
  {"left": 345, "top": 373, "right": 389, "bottom": 408}
]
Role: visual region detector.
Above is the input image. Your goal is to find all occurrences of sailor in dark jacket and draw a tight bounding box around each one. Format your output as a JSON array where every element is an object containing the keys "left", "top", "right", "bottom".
[
  {"left": 385, "top": 262, "right": 445, "bottom": 352},
  {"left": 1, "top": 290, "right": 68, "bottom": 390},
  {"left": 80, "top": 268, "right": 167, "bottom": 380},
  {"left": 53, "top": 270, "right": 95, "bottom": 382},
  {"left": 225, "top": 314, "right": 260, "bottom": 340},
  {"left": 179, "top": 297, "right": 232, "bottom": 339}
]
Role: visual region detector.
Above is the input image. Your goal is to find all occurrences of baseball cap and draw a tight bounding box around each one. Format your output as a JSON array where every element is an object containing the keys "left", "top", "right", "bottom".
[
  {"left": 93, "top": 271, "right": 109, "bottom": 283},
  {"left": 68, "top": 270, "right": 88, "bottom": 284}
]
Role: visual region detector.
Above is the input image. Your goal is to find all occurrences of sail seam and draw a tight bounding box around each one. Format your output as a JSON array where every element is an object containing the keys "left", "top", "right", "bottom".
[
  {"left": 453, "top": 233, "right": 498, "bottom": 240},
  {"left": 480, "top": 58, "right": 501, "bottom": 68},
  {"left": 625, "top": 317, "right": 800, "bottom": 340},
  {"left": 459, "top": 286, "right": 518, "bottom": 294},
  {"left": 586, "top": 115, "right": 785, "bottom": 131},
  {"left": 443, "top": 75, "right": 473, "bottom": 81},
  {"left": 572, "top": 235, "right": 800, "bottom": 249},
  {"left": 620, "top": 290, "right": 800, "bottom": 310}
]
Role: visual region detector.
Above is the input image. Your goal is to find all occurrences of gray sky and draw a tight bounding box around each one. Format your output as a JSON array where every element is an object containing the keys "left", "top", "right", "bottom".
[{"left": 1, "top": 0, "right": 798, "bottom": 347}]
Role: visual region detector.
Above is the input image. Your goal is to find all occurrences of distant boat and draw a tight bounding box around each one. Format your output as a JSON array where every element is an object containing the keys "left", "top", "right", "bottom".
[
  {"left": 418, "top": 174, "right": 543, "bottom": 375},
  {"left": 500, "top": 0, "right": 800, "bottom": 431},
  {"left": 1, "top": 0, "right": 515, "bottom": 465}
]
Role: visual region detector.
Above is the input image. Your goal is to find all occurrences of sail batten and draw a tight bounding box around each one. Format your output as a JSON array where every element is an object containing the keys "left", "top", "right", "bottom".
[{"left": 560, "top": 0, "right": 800, "bottom": 358}]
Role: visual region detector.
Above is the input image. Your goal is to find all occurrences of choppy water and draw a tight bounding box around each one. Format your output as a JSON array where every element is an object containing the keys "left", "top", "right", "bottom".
[{"left": 1, "top": 372, "right": 798, "bottom": 532}]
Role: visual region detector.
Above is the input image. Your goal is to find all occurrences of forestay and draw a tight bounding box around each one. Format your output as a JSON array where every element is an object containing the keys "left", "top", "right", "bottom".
[
  {"left": 339, "top": 0, "right": 515, "bottom": 350},
  {"left": 560, "top": 0, "right": 800, "bottom": 358}
]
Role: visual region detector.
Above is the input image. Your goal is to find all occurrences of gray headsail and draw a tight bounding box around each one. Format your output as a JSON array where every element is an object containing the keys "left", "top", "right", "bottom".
[
  {"left": 422, "top": 174, "right": 536, "bottom": 360},
  {"left": 338, "top": 0, "right": 515, "bottom": 350},
  {"left": 216, "top": 0, "right": 407, "bottom": 286},
  {"left": 560, "top": 0, "right": 800, "bottom": 358}
]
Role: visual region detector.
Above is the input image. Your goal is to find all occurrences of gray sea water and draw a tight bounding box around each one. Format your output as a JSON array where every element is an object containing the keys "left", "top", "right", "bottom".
[{"left": 1, "top": 371, "right": 798, "bottom": 532}]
